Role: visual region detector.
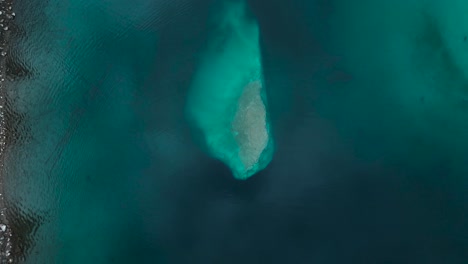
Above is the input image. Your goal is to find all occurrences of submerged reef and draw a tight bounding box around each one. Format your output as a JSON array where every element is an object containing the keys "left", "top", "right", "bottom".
[{"left": 186, "top": 1, "right": 273, "bottom": 180}]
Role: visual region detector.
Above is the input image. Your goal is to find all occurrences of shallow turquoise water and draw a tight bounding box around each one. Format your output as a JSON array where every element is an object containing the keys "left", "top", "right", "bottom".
[
  {"left": 186, "top": 1, "right": 274, "bottom": 180},
  {"left": 3, "top": 0, "right": 468, "bottom": 263}
]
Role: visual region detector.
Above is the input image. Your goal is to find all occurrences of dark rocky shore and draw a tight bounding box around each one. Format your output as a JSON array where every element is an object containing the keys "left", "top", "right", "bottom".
[{"left": 0, "top": 0, "right": 29, "bottom": 263}]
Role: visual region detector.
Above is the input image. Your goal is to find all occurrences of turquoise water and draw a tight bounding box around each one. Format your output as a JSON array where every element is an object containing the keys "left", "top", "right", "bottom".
[
  {"left": 186, "top": 1, "right": 273, "bottom": 180},
  {"left": 2, "top": 0, "right": 468, "bottom": 263}
]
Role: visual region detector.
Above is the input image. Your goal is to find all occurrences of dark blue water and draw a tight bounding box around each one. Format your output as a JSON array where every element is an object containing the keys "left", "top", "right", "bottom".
[{"left": 2, "top": 0, "right": 468, "bottom": 263}]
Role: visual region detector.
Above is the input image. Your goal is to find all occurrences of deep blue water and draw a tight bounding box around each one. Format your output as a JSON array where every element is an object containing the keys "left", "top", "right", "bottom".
[{"left": 2, "top": 0, "right": 468, "bottom": 263}]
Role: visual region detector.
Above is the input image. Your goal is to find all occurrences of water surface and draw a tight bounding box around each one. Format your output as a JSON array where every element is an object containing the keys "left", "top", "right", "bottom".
[{"left": 3, "top": 0, "right": 468, "bottom": 263}]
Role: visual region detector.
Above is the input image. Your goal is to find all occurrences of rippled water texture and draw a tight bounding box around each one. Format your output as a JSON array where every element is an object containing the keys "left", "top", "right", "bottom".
[{"left": 2, "top": 0, "right": 468, "bottom": 263}]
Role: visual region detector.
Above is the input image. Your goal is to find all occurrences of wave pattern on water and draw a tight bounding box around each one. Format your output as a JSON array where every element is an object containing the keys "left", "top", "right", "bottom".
[
  {"left": 0, "top": 0, "right": 18, "bottom": 262},
  {"left": 4, "top": 0, "right": 468, "bottom": 263}
]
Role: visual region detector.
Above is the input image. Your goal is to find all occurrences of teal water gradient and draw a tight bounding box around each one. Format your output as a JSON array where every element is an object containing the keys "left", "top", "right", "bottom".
[
  {"left": 3, "top": 0, "right": 468, "bottom": 263},
  {"left": 6, "top": 0, "right": 162, "bottom": 262}
]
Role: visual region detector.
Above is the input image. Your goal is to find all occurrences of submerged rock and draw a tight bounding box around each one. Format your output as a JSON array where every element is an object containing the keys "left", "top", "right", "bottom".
[
  {"left": 186, "top": 1, "right": 273, "bottom": 179},
  {"left": 232, "top": 80, "right": 272, "bottom": 179}
]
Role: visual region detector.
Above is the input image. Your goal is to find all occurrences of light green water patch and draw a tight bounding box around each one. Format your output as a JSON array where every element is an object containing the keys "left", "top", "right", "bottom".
[{"left": 186, "top": 1, "right": 273, "bottom": 180}]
